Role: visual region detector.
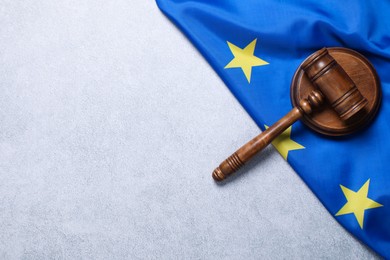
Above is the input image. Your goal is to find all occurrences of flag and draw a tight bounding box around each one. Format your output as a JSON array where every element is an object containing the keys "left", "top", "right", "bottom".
[{"left": 156, "top": 0, "right": 390, "bottom": 257}]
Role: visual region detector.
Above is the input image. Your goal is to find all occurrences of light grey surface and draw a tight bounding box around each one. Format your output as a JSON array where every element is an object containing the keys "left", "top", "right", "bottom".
[{"left": 0, "top": 0, "right": 379, "bottom": 259}]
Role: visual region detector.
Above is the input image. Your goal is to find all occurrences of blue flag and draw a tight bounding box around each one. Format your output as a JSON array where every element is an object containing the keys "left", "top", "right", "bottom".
[{"left": 156, "top": 0, "right": 390, "bottom": 257}]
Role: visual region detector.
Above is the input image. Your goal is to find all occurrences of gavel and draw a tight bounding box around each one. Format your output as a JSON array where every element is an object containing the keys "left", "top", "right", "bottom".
[{"left": 213, "top": 48, "right": 381, "bottom": 181}]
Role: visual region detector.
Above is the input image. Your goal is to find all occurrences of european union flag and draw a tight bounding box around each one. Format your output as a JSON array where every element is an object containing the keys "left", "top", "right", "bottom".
[{"left": 156, "top": 0, "right": 390, "bottom": 257}]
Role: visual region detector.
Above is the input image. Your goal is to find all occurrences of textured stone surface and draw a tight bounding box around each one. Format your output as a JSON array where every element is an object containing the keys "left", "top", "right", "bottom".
[{"left": 0, "top": 0, "right": 379, "bottom": 259}]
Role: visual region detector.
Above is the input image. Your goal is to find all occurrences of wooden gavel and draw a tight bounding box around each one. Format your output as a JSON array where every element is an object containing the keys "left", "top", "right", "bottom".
[{"left": 213, "top": 48, "right": 373, "bottom": 182}]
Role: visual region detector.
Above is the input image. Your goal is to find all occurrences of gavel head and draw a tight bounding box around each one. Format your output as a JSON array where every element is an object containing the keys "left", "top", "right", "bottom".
[
  {"left": 290, "top": 47, "right": 381, "bottom": 136},
  {"left": 301, "top": 48, "right": 368, "bottom": 120}
]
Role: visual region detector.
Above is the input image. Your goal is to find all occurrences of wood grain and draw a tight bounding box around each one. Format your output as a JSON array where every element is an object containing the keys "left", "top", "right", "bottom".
[{"left": 213, "top": 48, "right": 381, "bottom": 182}]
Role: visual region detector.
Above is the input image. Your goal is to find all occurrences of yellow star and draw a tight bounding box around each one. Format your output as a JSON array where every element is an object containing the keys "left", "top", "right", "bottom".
[
  {"left": 225, "top": 39, "right": 269, "bottom": 83},
  {"left": 265, "top": 125, "right": 305, "bottom": 160},
  {"left": 335, "top": 179, "right": 383, "bottom": 229}
]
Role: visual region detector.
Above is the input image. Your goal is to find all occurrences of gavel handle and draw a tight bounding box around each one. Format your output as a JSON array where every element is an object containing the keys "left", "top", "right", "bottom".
[{"left": 212, "top": 107, "right": 303, "bottom": 181}]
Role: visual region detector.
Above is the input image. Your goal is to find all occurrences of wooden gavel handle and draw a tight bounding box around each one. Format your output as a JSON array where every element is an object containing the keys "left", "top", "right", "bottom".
[{"left": 212, "top": 90, "right": 324, "bottom": 181}]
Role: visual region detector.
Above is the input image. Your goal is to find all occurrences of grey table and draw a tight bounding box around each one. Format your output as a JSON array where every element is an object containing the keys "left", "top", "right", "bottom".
[{"left": 0, "top": 0, "right": 379, "bottom": 259}]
